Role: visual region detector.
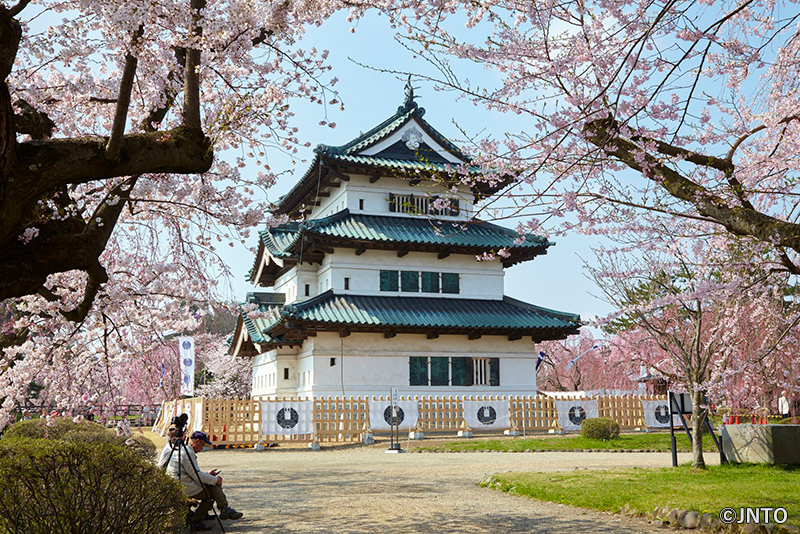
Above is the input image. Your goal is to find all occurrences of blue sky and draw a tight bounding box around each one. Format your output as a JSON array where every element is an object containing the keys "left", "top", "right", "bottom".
[{"left": 216, "top": 12, "right": 614, "bottom": 327}]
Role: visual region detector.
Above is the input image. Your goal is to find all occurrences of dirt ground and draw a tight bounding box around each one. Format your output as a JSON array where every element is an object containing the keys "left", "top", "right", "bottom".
[{"left": 145, "top": 431, "right": 704, "bottom": 533}]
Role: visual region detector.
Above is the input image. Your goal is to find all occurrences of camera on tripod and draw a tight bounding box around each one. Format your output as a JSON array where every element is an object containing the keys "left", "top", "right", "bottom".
[{"left": 170, "top": 413, "right": 189, "bottom": 438}]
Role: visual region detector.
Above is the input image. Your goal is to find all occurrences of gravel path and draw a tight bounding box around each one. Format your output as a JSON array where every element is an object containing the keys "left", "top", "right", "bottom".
[{"left": 185, "top": 442, "right": 708, "bottom": 533}]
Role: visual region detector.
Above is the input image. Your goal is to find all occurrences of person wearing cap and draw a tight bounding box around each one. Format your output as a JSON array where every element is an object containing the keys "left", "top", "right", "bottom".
[{"left": 164, "top": 430, "right": 243, "bottom": 530}]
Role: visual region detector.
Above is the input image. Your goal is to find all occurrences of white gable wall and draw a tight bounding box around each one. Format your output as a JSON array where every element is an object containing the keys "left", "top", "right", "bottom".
[
  {"left": 312, "top": 174, "right": 474, "bottom": 220},
  {"left": 358, "top": 119, "right": 465, "bottom": 164}
]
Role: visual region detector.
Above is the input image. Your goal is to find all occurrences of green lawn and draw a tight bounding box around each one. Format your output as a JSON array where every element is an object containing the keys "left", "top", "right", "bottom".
[
  {"left": 484, "top": 464, "right": 800, "bottom": 527},
  {"left": 419, "top": 432, "right": 720, "bottom": 452}
]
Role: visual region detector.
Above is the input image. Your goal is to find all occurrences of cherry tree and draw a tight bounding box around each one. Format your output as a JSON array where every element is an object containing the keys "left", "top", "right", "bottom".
[
  {"left": 589, "top": 227, "right": 800, "bottom": 467},
  {"left": 195, "top": 337, "right": 252, "bottom": 399},
  {"left": 537, "top": 329, "right": 637, "bottom": 393},
  {"left": 0, "top": 0, "right": 346, "bottom": 425},
  {"left": 358, "top": 0, "right": 800, "bottom": 274}
]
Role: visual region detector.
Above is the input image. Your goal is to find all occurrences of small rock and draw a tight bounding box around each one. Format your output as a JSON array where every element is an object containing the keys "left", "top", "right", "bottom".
[
  {"left": 652, "top": 507, "right": 662, "bottom": 521},
  {"left": 778, "top": 526, "right": 800, "bottom": 534},
  {"left": 683, "top": 511, "right": 700, "bottom": 529},
  {"left": 667, "top": 508, "right": 680, "bottom": 525},
  {"left": 699, "top": 512, "right": 716, "bottom": 529},
  {"left": 677, "top": 509, "right": 689, "bottom": 527}
]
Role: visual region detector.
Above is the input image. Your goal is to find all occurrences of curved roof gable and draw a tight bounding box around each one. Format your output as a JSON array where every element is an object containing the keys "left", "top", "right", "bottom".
[{"left": 274, "top": 84, "right": 486, "bottom": 217}]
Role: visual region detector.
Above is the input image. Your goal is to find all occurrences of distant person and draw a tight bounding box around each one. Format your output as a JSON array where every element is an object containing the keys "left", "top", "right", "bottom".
[
  {"left": 164, "top": 431, "right": 243, "bottom": 530},
  {"left": 779, "top": 391, "right": 791, "bottom": 418}
]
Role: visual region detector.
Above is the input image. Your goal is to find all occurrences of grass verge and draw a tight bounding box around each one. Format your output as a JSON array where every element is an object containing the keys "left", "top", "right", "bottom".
[
  {"left": 484, "top": 464, "right": 800, "bottom": 527},
  {"left": 418, "top": 432, "right": 719, "bottom": 452}
]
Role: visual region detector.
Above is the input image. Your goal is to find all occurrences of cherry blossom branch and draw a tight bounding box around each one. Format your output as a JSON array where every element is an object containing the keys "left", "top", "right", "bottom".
[
  {"left": 105, "top": 25, "right": 144, "bottom": 161},
  {"left": 584, "top": 117, "right": 800, "bottom": 253}
]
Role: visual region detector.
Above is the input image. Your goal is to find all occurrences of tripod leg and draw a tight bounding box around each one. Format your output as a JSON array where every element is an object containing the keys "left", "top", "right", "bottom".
[{"left": 180, "top": 441, "right": 226, "bottom": 533}]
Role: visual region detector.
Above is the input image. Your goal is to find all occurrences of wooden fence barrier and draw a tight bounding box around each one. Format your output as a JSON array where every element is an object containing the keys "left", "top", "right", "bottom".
[{"left": 155, "top": 394, "right": 669, "bottom": 447}]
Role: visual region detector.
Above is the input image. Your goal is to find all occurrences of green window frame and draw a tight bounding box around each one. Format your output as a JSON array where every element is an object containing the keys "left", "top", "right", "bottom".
[
  {"left": 401, "top": 271, "right": 419, "bottom": 292},
  {"left": 441, "top": 272, "right": 460, "bottom": 294},
  {"left": 409, "top": 357, "right": 428, "bottom": 386},
  {"left": 420, "top": 271, "right": 439, "bottom": 293},
  {"left": 430, "top": 357, "right": 449, "bottom": 386},
  {"left": 489, "top": 357, "right": 500, "bottom": 386},
  {"left": 380, "top": 270, "right": 399, "bottom": 292},
  {"left": 451, "top": 357, "right": 473, "bottom": 386}
]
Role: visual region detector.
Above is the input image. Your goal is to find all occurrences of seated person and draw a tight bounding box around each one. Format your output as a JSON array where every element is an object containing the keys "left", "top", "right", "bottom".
[
  {"left": 157, "top": 425, "right": 179, "bottom": 470},
  {"left": 164, "top": 431, "right": 243, "bottom": 530}
]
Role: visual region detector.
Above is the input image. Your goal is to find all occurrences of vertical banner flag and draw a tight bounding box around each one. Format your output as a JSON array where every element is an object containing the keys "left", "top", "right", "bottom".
[
  {"left": 641, "top": 399, "right": 681, "bottom": 428},
  {"left": 369, "top": 400, "right": 420, "bottom": 431},
  {"left": 462, "top": 400, "right": 512, "bottom": 431},
  {"left": 178, "top": 337, "right": 195, "bottom": 397},
  {"left": 158, "top": 361, "right": 166, "bottom": 389},
  {"left": 536, "top": 352, "right": 546, "bottom": 370},
  {"left": 260, "top": 400, "right": 315, "bottom": 435},
  {"left": 554, "top": 399, "right": 599, "bottom": 431}
]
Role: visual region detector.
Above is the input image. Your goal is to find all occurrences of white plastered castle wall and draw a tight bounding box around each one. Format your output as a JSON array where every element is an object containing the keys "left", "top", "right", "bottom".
[
  {"left": 312, "top": 173, "right": 475, "bottom": 220},
  {"left": 253, "top": 331, "right": 538, "bottom": 399},
  {"left": 318, "top": 248, "right": 504, "bottom": 300}
]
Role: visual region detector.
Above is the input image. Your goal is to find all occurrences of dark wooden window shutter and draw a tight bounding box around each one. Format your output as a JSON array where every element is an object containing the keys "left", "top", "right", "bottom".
[
  {"left": 401, "top": 271, "right": 419, "bottom": 292},
  {"left": 489, "top": 358, "right": 500, "bottom": 386},
  {"left": 441, "top": 272, "right": 460, "bottom": 294},
  {"left": 451, "top": 357, "right": 471, "bottom": 386},
  {"left": 380, "top": 270, "right": 399, "bottom": 291},
  {"left": 421, "top": 271, "right": 439, "bottom": 293},
  {"left": 431, "top": 357, "right": 449, "bottom": 386},
  {"left": 409, "top": 357, "right": 428, "bottom": 386}
]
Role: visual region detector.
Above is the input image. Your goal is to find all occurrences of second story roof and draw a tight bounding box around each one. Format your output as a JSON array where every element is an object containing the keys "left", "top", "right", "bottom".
[{"left": 247, "top": 209, "right": 554, "bottom": 287}]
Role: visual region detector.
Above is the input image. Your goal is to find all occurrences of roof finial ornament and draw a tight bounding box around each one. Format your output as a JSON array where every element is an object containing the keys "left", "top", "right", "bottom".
[{"left": 399, "top": 75, "right": 424, "bottom": 115}]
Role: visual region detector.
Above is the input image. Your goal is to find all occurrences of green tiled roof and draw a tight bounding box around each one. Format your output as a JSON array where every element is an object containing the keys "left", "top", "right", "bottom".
[
  {"left": 312, "top": 211, "right": 550, "bottom": 249},
  {"left": 317, "top": 153, "right": 481, "bottom": 174},
  {"left": 259, "top": 223, "right": 302, "bottom": 258},
  {"left": 274, "top": 91, "right": 484, "bottom": 216},
  {"left": 257, "top": 210, "right": 551, "bottom": 259},
  {"left": 280, "top": 291, "right": 581, "bottom": 334},
  {"left": 241, "top": 303, "right": 283, "bottom": 344}
]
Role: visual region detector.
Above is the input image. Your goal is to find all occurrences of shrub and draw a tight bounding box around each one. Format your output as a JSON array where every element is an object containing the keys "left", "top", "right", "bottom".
[
  {"left": 3, "top": 418, "right": 157, "bottom": 461},
  {"left": 0, "top": 421, "right": 186, "bottom": 534},
  {"left": 581, "top": 417, "right": 621, "bottom": 440}
]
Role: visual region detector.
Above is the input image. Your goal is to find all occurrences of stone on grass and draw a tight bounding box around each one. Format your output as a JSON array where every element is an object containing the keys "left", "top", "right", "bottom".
[
  {"left": 667, "top": 508, "right": 680, "bottom": 524},
  {"left": 683, "top": 511, "right": 700, "bottom": 529},
  {"left": 699, "top": 513, "right": 717, "bottom": 529},
  {"left": 678, "top": 509, "right": 690, "bottom": 526}
]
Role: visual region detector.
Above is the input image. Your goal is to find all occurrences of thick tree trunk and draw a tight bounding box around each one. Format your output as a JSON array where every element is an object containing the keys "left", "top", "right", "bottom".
[{"left": 691, "top": 389, "right": 706, "bottom": 469}]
